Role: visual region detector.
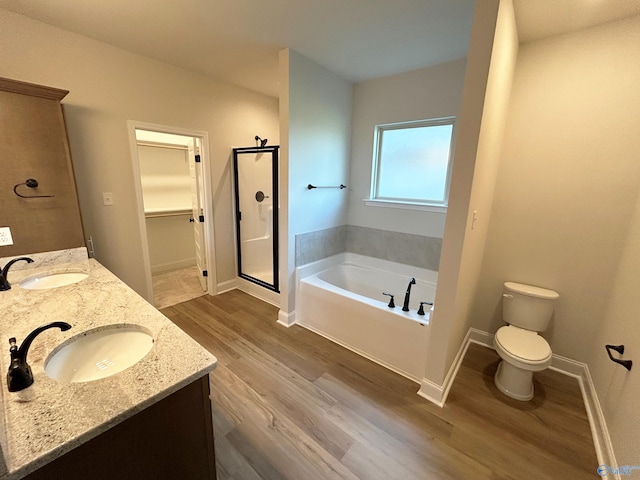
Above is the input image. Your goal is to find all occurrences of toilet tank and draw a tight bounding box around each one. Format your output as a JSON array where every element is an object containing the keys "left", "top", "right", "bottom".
[{"left": 502, "top": 282, "right": 559, "bottom": 332}]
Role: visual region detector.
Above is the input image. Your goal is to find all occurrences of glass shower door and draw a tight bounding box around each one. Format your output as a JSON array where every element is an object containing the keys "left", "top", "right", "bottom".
[{"left": 232, "top": 146, "right": 279, "bottom": 292}]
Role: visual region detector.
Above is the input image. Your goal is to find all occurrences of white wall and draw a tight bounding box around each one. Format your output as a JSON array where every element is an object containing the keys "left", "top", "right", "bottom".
[
  {"left": 592, "top": 188, "right": 640, "bottom": 464},
  {"left": 145, "top": 215, "right": 196, "bottom": 273},
  {"left": 471, "top": 13, "right": 640, "bottom": 459},
  {"left": 278, "top": 49, "right": 353, "bottom": 318},
  {"left": 137, "top": 145, "right": 191, "bottom": 213},
  {"left": 424, "top": 0, "right": 518, "bottom": 386},
  {"left": 0, "top": 9, "right": 279, "bottom": 297},
  {"left": 347, "top": 59, "right": 466, "bottom": 238}
]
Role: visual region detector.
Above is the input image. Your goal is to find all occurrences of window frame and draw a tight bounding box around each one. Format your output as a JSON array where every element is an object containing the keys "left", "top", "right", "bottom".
[{"left": 368, "top": 117, "right": 456, "bottom": 212}]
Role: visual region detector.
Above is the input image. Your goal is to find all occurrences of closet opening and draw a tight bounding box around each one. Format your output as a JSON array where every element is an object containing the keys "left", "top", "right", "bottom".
[{"left": 128, "top": 122, "right": 216, "bottom": 308}]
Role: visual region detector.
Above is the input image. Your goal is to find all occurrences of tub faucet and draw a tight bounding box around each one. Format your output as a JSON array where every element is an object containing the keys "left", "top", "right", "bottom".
[
  {"left": 7, "top": 322, "right": 72, "bottom": 392},
  {"left": 0, "top": 257, "right": 34, "bottom": 291},
  {"left": 402, "top": 277, "right": 416, "bottom": 312}
]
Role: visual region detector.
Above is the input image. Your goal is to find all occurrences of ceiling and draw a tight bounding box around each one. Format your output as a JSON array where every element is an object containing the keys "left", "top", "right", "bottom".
[
  {"left": 513, "top": 0, "right": 640, "bottom": 43},
  {"left": 1, "top": 0, "right": 639, "bottom": 98}
]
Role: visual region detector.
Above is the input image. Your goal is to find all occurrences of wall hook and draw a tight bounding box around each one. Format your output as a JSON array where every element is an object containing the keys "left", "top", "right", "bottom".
[
  {"left": 255, "top": 136, "right": 268, "bottom": 147},
  {"left": 13, "top": 179, "right": 54, "bottom": 199},
  {"left": 605, "top": 344, "right": 632, "bottom": 371}
]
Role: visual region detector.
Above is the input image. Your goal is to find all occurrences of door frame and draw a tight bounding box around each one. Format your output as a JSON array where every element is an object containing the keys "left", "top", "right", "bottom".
[
  {"left": 232, "top": 145, "right": 280, "bottom": 293},
  {"left": 127, "top": 120, "right": 217, "bottom": 303}
]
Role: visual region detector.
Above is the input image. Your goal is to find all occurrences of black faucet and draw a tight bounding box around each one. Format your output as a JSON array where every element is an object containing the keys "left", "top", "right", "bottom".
[
  {"left": 7, "top": 322, "right": 72, "bottom": 392},
  {"left": 0, "top": 257, "right": 34, "bottom": 291},
  {"left": 402, "top": 277, "right": 416, "bottom": 312}
]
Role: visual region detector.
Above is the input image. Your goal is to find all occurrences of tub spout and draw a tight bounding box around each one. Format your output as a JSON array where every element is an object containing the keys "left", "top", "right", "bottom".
[{"left": 402, "top": 277, "right": 416, "bottom": 312}]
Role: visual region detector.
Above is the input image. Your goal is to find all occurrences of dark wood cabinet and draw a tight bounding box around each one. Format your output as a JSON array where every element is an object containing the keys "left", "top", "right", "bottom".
[{"left": 23, "top": 376, "right": 216, "bottom": 480}]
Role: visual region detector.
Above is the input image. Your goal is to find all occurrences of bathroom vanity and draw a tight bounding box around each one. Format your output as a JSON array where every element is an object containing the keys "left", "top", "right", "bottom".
[{"left": 0, "top": 249, "right": 218, "bottom": 479}]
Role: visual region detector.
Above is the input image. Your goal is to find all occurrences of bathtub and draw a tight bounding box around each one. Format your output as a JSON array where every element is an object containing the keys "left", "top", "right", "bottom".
[{"left": 296, "top": 253, "right": 435, "bottom": 382}]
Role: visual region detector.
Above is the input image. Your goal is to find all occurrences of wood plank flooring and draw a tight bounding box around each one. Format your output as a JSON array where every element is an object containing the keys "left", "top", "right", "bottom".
[{"left": 161, "top": 290, "right": 598, "bottom": 480}]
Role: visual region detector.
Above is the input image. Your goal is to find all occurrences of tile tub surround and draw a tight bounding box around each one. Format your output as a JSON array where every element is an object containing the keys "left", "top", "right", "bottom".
[
  {"left": 295, "top": 225, "right": 347, "bottom": 266},
  {"left": 0, "top": 251, "right": 217, "bottom": 479},
  {"left": 295, "top": 225, "right": 442, "bottom": 270}
]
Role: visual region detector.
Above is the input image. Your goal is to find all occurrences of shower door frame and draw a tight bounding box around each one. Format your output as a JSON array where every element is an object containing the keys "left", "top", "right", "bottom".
[{"left": 232, "top": 145, "right": 279, "bottom": 293}]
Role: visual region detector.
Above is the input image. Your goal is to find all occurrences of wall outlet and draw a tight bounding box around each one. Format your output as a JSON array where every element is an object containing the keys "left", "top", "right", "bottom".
[{"left": 0, "top": 227, "right": 14, "bottom": 246}]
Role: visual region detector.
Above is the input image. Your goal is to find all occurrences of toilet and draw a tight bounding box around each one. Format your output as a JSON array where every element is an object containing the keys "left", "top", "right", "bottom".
[{"left": 493, "top": 281, "right": 559, "bottom": 401}]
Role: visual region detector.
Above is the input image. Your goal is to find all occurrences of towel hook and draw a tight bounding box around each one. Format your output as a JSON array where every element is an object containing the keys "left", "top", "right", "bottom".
[
  {"left": 13, "top": 179, "right": 54, "bottom": 199},
  {"left": 605, "top": 344, "right": 632, "bottom": 371}
]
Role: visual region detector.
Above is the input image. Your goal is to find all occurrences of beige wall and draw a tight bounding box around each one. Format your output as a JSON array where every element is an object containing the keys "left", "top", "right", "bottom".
[
  {"left": 471, "top": 15, "right": 640, "bottom": 359},
  {"left": 0, "top": 9, "right": 279, "bottom": 296},
  {"left": 424, "top": 0, "right": 518, "bottom": 385},
  {"left": 347, "top": 59, "right": 466, "bottom": 238},
  {"left": 471, "top": 14, "right": 640, "bottom": 460},
  {"left": 278, "top": 49, "right": 353, "bottom": 318},
  {"left": 592, "top": 188, "right": 640, "bottom": 463}
]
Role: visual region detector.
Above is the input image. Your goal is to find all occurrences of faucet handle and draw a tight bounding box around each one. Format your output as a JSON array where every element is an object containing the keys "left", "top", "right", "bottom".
[
  {"left": 8, "top": 338, "right": 16, "bottom": 350},
  {"left": 382, "top": 292, "right": 395, "bottom": 308},
  {"left": 417, "top": 301, "right": 434, "bottom": 316}
]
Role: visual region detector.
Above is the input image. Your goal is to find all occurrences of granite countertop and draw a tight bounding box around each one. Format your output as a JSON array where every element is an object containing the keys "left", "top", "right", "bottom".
[{"left": 0, "top": 248, "right": 217, "bottom": 479}]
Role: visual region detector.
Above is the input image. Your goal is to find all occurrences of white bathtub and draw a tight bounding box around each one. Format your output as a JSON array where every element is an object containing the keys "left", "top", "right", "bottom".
[{"left": 296, "top": 253, "right": 435, "bottom": 382}]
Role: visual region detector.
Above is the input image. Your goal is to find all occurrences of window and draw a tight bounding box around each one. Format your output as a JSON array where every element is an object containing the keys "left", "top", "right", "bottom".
[{"left": 369, "top": 117, "right": 455, "bottom": 210}]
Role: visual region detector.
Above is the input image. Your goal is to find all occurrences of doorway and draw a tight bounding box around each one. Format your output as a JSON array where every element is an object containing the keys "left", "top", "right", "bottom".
[{"left": 128, "top": 122, "right": 216, "bottom": 307}]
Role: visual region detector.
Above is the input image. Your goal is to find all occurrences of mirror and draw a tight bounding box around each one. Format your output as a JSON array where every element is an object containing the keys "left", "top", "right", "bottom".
[{"left": 232, "top": 146, "right": 279, "bottom": 292}]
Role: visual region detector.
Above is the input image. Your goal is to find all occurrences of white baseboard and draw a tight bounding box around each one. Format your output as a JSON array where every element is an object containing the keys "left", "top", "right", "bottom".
[
  {"left": 216, "top": 279, "right": 237, "bottom": 294},
  {"left": 559, "top": 359, "right": 618, "bottom": 478},
  {"left": 418, "top": 328, "right": 477, "bottom": 407},
  {"left": 426, "top": 328, "right": 617, "bottom": 474},
  {"left": 277, "top": 310, "right": 296, "bottom": 327},
  {"left": 236, "top": 277, "right": 280, "bottom": 307},
  {"left": 150, "top": 258, "right": 196, "bottom": 275}
]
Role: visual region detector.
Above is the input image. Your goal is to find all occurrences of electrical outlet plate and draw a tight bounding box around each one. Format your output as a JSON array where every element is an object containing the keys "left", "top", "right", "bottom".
[{"left": 0, "top": 227, "right": 14, "bottom": 246}]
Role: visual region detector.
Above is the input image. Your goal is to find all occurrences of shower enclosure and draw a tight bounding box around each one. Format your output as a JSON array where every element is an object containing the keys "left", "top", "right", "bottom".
[{"left": 232, "top": 146, "right": 279, "bottom": 292}]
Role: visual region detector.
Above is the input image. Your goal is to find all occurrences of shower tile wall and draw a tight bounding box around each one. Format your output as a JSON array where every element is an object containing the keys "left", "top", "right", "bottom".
[{"left": 295, "top": 225, "right": 441, "bottom": 270}]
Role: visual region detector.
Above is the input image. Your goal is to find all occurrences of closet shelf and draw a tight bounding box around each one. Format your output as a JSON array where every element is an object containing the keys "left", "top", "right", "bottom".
[{"left": 144, "top": 208, "right": 192, "bottom": 218}]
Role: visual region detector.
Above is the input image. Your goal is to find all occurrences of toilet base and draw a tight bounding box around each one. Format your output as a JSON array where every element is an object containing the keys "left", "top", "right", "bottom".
[{"left": 494, "top": 360, "right": 534, "bottom": 401}]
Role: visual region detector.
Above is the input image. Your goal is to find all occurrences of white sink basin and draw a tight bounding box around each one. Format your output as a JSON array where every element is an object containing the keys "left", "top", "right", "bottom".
[
  {"left": 20, "top": 272, "right": 89, "bottom": 290},
  {"left": 45, "top": 324, "right": 154, "bottom": 383}
]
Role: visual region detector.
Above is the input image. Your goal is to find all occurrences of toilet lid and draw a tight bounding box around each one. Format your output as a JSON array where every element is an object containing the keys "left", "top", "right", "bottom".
[{"left": 495, "top": 326, "right": 551, "bottom": 362}]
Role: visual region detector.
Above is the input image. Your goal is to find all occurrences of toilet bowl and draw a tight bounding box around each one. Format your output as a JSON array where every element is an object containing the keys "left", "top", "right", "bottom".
[
  {"left": 494, "top": 282, "right": 559, "bottom": 401},
  {"left": 493, "top": 325, "right": 552, "bottom": 400}
]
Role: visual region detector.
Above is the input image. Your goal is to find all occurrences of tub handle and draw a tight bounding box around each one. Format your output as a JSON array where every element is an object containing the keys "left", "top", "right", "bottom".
[
  {"left": 417, "top": 301, "right": 433, "bottom": 316},
  {"left": 382, "top": 292, "right": 395, "bottom": 308}
]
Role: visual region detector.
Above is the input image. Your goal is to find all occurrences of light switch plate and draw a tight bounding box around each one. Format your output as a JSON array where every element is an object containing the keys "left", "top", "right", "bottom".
[
  {"left": 102, "top": 192, "right": 114, "bottom": 206},
  {"left": 0, "top": 227, "right": 14, "bottom": 246}
]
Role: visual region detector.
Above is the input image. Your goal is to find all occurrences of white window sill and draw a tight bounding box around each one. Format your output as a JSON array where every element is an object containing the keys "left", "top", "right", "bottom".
[{"left": 363, "top": 199, "right": 447, "bottom": 213}]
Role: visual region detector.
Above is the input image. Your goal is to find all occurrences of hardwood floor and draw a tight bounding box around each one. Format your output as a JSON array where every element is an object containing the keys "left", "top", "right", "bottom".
[{"left": 161, "top": 290, "right": 598, "bottom": 480}]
